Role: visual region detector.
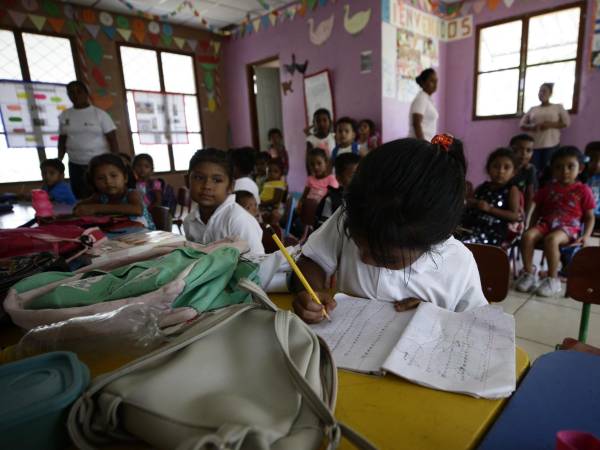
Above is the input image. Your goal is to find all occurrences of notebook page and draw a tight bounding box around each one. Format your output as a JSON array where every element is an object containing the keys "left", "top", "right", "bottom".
[
  {"left": 382, "top": 302, "right": 516, "bottom": 398},
  {"left": 311, "top": 294, "right": 416, "bottom": 373}
]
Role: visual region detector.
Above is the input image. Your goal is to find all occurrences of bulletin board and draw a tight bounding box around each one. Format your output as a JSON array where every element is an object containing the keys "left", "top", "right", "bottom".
[
  {"left": 303, "top": 70, "right": 335, "bottom": 126},
  {"left": 0, "top": 80, "right": 71, "bottom": 148},
  {"left": 132, "top": 91, "right": 188, "bottom": 145}
]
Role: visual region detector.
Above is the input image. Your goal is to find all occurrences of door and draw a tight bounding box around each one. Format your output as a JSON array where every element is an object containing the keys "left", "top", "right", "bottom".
[{"left": 253, "top": 65, "right": 284, "bottom": 152}]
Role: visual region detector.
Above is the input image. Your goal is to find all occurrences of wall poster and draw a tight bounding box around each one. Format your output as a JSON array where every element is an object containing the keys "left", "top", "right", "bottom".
[
  {"left": 303, "top": 69, "right": 335, "bottom": 126},
  {"left": 132, "top": 91, "right": 188, "bottom": 144}
]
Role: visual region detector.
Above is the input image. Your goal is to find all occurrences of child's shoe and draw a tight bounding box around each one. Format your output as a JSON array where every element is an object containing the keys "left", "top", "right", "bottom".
[
  {"left": 515, "top": 270, "right": 536, "bottom": 292},
  {"left": 536, "top": 277, "right": 562, "bottom": 297}
]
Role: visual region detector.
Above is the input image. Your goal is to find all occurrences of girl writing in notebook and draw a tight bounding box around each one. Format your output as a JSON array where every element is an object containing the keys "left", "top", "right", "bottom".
[{"left": 292, "top": 136, "right": 487, "bottom": 323}]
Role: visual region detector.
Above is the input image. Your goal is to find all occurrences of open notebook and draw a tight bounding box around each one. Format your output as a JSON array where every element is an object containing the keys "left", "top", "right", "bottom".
[{"left": 311, "top": 294, "right": 516, "bottom": 399}]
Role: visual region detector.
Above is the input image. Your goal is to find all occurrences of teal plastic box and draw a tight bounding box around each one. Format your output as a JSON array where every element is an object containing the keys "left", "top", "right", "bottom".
[{"left": 0, "top": 351, "right": 89, "bottom": 450}]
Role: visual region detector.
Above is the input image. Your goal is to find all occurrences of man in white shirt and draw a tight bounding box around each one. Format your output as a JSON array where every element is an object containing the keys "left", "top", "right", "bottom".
[{"left": 58, "top": 81, "right": 118, "bottom": 198}]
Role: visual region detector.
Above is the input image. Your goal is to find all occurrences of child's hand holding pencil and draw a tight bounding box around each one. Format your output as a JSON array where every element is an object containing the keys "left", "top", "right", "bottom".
[{"left": 293, "top": 291, "right": 337, "bottom": 324}]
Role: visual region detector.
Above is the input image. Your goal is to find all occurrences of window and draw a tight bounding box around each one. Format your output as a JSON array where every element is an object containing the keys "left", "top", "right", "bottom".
[
  {"left": 0, "top": 29, "right": 76, "bottom": 183},
  {"left": 474, "top": 3, "right": 583, "bottom": 119},
  {"left": 120, "top": 46, "right": 203, "bottom": 173}
]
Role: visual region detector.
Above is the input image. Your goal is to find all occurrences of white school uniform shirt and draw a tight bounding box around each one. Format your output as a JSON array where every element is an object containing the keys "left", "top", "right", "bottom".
[
  {"left": 183, "top": 195, "right": 265, "bottom": 254},
  {"left": 234, "top": 177, "right": 261, "bottom": 204},
  {"left": 306, "top": 133, "right": 336, "bottom": 157},
  {"left": 519, "top": 103, "right": 570, "bottom": 149},
  {"left": 58, "top": 105, "right": 116, "bottom": 165},
  {"left": 302, "top": 209, "right": 487, "bottom": 312},
  {"left": 408, "top": 90, "right": 438, "bottom": 142}
]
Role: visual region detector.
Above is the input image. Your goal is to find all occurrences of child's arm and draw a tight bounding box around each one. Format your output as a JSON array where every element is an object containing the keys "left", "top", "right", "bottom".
[
  {"left": 412, "top": 114, "right": 425, "bottom": 140},
  {"left": 577, "top": 209, "right": 595, "bottom": 245},
  {"left": 291, "top": 256, "right": 337, "bottom": 323},
  {"left": 480, "top": 185, "right": 522, "bottom": 222},
  {"left": 73, "top": 191, "right": 144, "bottom": 217},
  {"left": 526, "top": 204, "right": 540, "bottom": 230},
  {"left": 151, "top": 187, "right": 163, "bottom": 208}
]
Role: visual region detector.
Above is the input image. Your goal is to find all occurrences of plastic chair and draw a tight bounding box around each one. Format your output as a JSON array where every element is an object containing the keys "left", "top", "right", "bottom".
[
  {"left": 465, "top": 243, "right": 510, "bottom": 303},
  {"left": 172, "top": 187, "right": 191, "bottom": 234},
  {"left": 283, "top": 192, "right": 302, "bottom": 238},
  {"left": 566, "top": 247, "right": 600, "bottom": 343},
  {"left": 149, "top": 205, "right": 172, "bottom": 232}
]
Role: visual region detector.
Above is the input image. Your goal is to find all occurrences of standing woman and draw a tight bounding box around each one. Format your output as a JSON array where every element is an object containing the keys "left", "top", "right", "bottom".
[
  {"left": 58, "top": 80, "right": 119, "bottom": 199},
  {"left": 408, "top": 68, "right": 439, "bottom": 141},
  {"left": 520, "top": 82, "right": 570, "bottom": 175}
]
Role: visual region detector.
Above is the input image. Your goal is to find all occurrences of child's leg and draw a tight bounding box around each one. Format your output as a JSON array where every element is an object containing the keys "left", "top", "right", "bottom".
[
  {"left": 543, "top": 229, "right": 570, "bottom": 278},
  {"left": 521, "top": 228, "right": 544, "bottom": 273}
]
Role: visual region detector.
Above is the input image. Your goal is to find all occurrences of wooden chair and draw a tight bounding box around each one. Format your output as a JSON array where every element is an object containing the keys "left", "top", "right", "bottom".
[
  {"left": 172, "top": 187, "right": 191, "bottom": 234},
  {"left": 465, "top": 243, "right": 510, "bottom": 303},
  {"left": 566, "top": 247, "right": 600, "bottom": 343},
  {"left": 149, "top": 205, "right": 172, "bottom": 232}
]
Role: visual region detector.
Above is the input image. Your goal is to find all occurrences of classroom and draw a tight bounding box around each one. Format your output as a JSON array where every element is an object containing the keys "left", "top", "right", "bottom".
[{"left": 0, "top": 0, "right": 599, "bottom": 448}]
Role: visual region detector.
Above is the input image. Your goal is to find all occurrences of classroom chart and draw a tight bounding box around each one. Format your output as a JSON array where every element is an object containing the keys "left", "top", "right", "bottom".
[
  {"left": 133, "top": 91, "right": 188, "bottom": 145},
  {"left": 0, "top": 81, "right": 70, "bottom": 148}
]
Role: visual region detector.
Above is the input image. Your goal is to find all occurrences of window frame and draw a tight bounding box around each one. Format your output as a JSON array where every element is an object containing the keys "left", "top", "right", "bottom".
[
  {"left": 472, "top": 1, "right": 586, "bottom": 121},
  {"left": 0, "top": 27, "right": 81, "bottom": 177},
  {"left": 116, "top": 42, "right": 204, "bottom": 174}
]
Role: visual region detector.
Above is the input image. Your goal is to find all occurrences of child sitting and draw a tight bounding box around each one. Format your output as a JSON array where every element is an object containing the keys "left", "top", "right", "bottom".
[
  {"left": 461, "top": 148, "right": 522, "bottom": 246},
  {"left": 516, "top": 146, "right": 596, "bottom": 297},
  {"left": 510, "top": 134, "right": 537, "bottom": 216},
  {"left": 583, "top": 142, "right": 600, "bottom": 229},
  {"left": 132, "top": 153, "right": 162, "bottom": 208},
  {"left": 231, "top": 147, "right": 260, "bottom": 205},
  {"left": 266, "top": 128, "right": 289, "bottom": 176},
  {"left": 299, "top": 148, "right": 339, "bottom": 211},
  {"left": 331, "top": 117, "right": 360, "bottom": 163},
  {"left": 315, "top": 153, "right": 360, "bottom": 229},
  {"left": 235, "top": 190, "right": 260, "bottom": 222},
  {"left": 74, "top": 153, "right": 154, "bottom": 229},
  {"left": 254, "top": 152, "right": 270, "bottom": 192},
  {"left": 40, "top": 159, "right": 76, "bottom": 205},
  {"left": 305, "top": 108, "right": 336, "bottom": 157},
  {"left": 260, "top": 159, "right": 287, "bottom": 226},
  {"left": 357, "top": 119, "right": 380, "bottom": 156},
  {"left": 292, "top": 136, "right": 487, "bottom": 323},
  {"left": 183, "top": 148, "right": 264, "bottom": 254}
]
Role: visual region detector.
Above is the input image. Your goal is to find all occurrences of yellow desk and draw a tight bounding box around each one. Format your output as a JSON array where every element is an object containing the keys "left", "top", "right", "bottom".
[
  {"left": 270, "top": 294, "right": 530, "bottom": 450},
  {"left": 0, "top": 295, "right": 529, "bottom": 450}
]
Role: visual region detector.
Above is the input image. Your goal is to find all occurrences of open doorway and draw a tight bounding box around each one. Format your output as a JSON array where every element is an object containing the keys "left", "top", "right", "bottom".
[{"left": 247, "top": 57, "right": 284, "bottom": 152}]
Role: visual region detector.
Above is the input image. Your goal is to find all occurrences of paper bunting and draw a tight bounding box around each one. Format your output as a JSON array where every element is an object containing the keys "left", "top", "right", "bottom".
[
  {"left": 84, "top": 24, "right": 100, "bottom": 38},
  {"left": 117, "top": 28, "right": 132, "bottom": 41},
  {"left": 101, "top": 26, "right": 116, "bottom": 40},
  {"left": 22, "top": 0, "right": 39, "bottom": 12},
  {"left": 252, "top": 18, "right": 261, "bottom": 32},
  {"left": 211, "top": 41, "right": 221, "bottom": 55},
  {"left": 63, "top": 3, "right": 74, "bottom": 19},
  {"left": 162, "top": 23, "right": 173, "bottom": 36},
  {"left": 187, "top": 39, "right": 197, "bottom": 51},
  {"left": 84, "top": 39, "right": 103, "bottom": 65},
  {"left": 473, "top": 0, "right": 486, "bottom": 14},
  {"left": 47, "top": 17, "right": 64, "bottom": 33},
  {"left": 116, "top": 15, "right": 129, "bottom": 29},
  {"left": 43, "top": 0, "right": 60, "bottom": 17},
  {"left": 269, "top": 13, "right": 277, "bottom": 26},
  {"left": 81, "top": 9, "right": 96, "bottom": 24},
  {"left": 503, "top": 0, "right": 515, "bottom": 7},
  {"left": 8, "top": 10, "right": 27, "bottom": 27},
  {"left": 161, "top": 34, "right": 173, "bottom": 46},
  {"left": 99, "top": 11, "right": 113, "bottom": 26},
  {"left": 199, "top": 40, "right": 210, "bottom": 51},
  {"left": 132, "top": 19, "right": 145, "bottom": 43},
  {"left": 148, "top": 21, "right": 160, "bottom": 34},
  {"left": 174, "top": 37, "right": 185, "bottom": 49},
  {"left": 91, "top": 94, "right": 113, "bottom": 111},
  {"left": 29, "top": 14, "right": 46, "bottom": 31},
  {"left": 487, "top": 0, "right": 501, "bottom": 11},
  {"left": 261, "top": 15, "right": 270, "bottom": 30},
  {"left": 92, "top": 67, "right": 107, "bottom": 87},
  {"left": 149, "top": 34, "right": 160, "bottom": 46},
  {"left": 307, "top": 0, "right": 318, "bottom": 10}
]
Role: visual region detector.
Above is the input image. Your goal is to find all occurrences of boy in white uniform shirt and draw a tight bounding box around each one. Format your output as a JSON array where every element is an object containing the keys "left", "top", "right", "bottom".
[{"left": 292, "top": 136, "right": 487, "bottom": 323}]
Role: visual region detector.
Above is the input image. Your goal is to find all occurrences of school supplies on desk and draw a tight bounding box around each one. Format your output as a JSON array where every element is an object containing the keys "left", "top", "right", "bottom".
[{"left": 311, "top": 294, "right": 516, "bottom": 399}]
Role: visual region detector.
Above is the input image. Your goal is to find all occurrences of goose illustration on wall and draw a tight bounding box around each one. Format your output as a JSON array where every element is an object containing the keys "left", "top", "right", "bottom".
[
  {"left": 308, "top": 14, "right": 334, "bottom": 46},
  {"left": 343, "top": 4, "right": 371, "bottom": 35}
]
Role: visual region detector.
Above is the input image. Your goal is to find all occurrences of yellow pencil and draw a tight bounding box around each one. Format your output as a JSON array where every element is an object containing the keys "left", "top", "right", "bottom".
[{"left": 265, "top": 225, "right": 331, "bottom": 321}]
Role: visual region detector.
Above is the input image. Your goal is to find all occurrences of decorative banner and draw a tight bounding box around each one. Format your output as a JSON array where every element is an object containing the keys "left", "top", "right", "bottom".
[
  {"left": 81, "top": 8, "right": 96, "bottom": 24},
  {"left": 149, "top": 34, "right": 160, "bottom": 46},
  {"left": 99, "top": 11, "right": 113, "bottom": 26},
  {"left": 47, "top": 17, "right": 65, "bottom": 33},
  {"left": 308, "top": 14, "right": 334, "bottom": 46},
  {"left": 473, "top": 0, "right": 486, "bottom": 14},
  {"left": 22, "top": 0, "right": 39, "bottom": 12},
  {"left": 92, "top": 67, "right": 107, "bottom": 88},
  {"left": 343, "top": 5, "right": 371, "bottom": 35},
  {"left": 29, "top": 14, "right": 46, "bottom": 31},
  {"left": 0, "top": 81, "right": 71, "bottom": 148},
  {"left": 8, "top": 10, "right": 27, "bottom": 26},
  {"left": 161, "top": 34, "right": 173, "bottom": 46},
  {"left": 186, "top": 39, "right": 197, "bottom": 51},
  {"left": 43, "top": 0, "right": 60, "bottom": 17},
  {"left": 148, "top": 21, "right": 160, "bottom": 34},
  {"left": 211, "top": 40, "right": 221, "bottom": 55},
  {"left": 116, "top": 15, "right": 129, "bottom": 29},
  {"left": 84, "top": 39, "right": 103, "bottom": 65},
  {"left": 101, "top": 26, "right": 116, "bottom": 40},
  {"left": 440, "top": 15, "right": 473, "bottom": 41},
  {"left": 117, "top": 28, "right": 132, "bottom": 41},
  {"left": 91, "top": 94, "right": 114, "bottom": 111},
  {"left": 132, "top": 91, "right": 188, "bottom": 144},
  {"left": 503, "top": 0, "right": 515, "bottom": 7},
  {"left": 63, "top": 3, "right": 74, "bottom": 19},
  {"left": 487, "top": 0, "right": 501, "bottom": 11},
  {"left": 174, "top": 37, "right": 185, "bottom": 49},
  {"left": 162, "top": 22, "right": 173, "bottom": 36},
  {"left": 84, "top": 24, "right": 101, "bottom": 38},
  {"left": 252, "top": 18, "right": 261, "bottom": 32},
  {"left": 132, "top": 19, "right": 146, "bottom": 43}
]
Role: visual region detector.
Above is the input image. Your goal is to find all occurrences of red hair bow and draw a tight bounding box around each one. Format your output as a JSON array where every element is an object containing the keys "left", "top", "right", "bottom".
[{"left": 431, "top": 133, "right": 454, "bottom": 152}]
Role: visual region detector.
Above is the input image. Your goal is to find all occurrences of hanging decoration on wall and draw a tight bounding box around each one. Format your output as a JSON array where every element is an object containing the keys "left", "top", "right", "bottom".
[
  {"left": 99, "top": 11, "right": 113, "bottom": 26},
  {"left": 84, "top": 24, "right": 100, "bottom": 38},
  {"left": 174, "top": 37, "right": 185, "bottom": 49},
  {"left": 306, "top": 0, "right": 318, "bottom": 11},
  {"left": 308, "top": 14, "right": 334, "bottom": 46},
  {"left": 592, "top": 0, "right": 600, "bottom": 68},
  {"left": 281, "top": 80, "right": 293, "bottom": 96},
  {"left": 47, "top": 17, "right": 64, "bottom": 33},
  {"left": 101, "top": 25, "right": 116, "bottom": 40},
  {"left": 283, "top": 54, "right": 308, "bottom": 75},
  {"left": 149, "top": 33, "right": 160, "bottom": 46},
  {"left": 343, "top": 4, "right": 371, "bottom": 35},
  {"left": 162, "top": 22, "right": 173, "bottom": 36},
  {"left": 92, "top": 67, "right": 107, "bottom": 88},
  {"left": 187, "top": 39, "right": 197, "bottom": 51},
  {"left": 473, "top": 0, "right": 486, "bottom": 14},
  {"left": 161, "top": 34, "right": 173, "bottom": 46},
  {"left": 502, "top": 0, "right": 515, "bottom": 8},
  {"left": 132, "top": 19, "right": 146, "bottom": 43},
  {"left": 21, "top": 0, "right": 39, "bottom": 12},
  {"left": 486, "top": 0, "right": 501, "bottom": 11},
  {"left": 43, "top": 0, "right": 60, "bottom": 17},
  {"left": 84, "top": 39, "right": 103, "bottom": 65},
  {"left": 117, "top": 28, "right": 132, "bottom": 41},
  {"left": 81, "top": 8, "right": 96, "bottom": 24},
  {"left": 116, "top": 15, "right": 130, "bottom": 29},
  {"left": 148, "top": 21, "right": 161, "bottom": 34},
  {"left": 28, "top": 14, "right": 46, "bottom": 31},
  {"left": 8, "top": 11, "right": 27, "bottom": 27}
]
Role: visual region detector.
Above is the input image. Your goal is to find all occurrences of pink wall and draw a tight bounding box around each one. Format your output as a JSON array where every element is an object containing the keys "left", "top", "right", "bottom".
[
  {"left": 223, "top": 0, "right": 381, "bottom": 191},
  {"left": 444, "top": 0, "right": 600, "bottom": 185}
]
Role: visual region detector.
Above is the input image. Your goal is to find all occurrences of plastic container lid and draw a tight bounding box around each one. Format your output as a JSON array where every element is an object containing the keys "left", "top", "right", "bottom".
[{"left": 0, "top": 351, "right": 89, "bottom": 430}]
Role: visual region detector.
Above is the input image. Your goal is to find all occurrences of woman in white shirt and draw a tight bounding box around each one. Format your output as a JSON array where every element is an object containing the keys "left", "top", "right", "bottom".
[
  {"left": 58, "top": 81, "right": 119, "bottom": 199},
  {"left": 408, "top": 68, "right": 439, "bottom": 141},
  {"left": 520, "top": 83, "right": 570, "bottom": 174}
]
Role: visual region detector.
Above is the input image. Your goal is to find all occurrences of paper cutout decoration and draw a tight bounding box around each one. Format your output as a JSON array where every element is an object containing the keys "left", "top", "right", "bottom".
[
  {"left": 132, "top": 19, "right": 146, "bottom": 43},
  {"left": 308, "top": 14, "right": 334, "bottom": 46},
  {"left": 295, "top": 58, "right": 308, "bottom": 74},
  {"left": 284, "top": 55, "right": 296, "bottom": 75},
  {"left": 84, "top": 24, "right": 100, "bottom": 38},
  {"left": 63, "top": 3, "right": 74, "bottom": 19},
  {"left": 211, "top": 41, "right": 221, "bottom": 55},
  {"left": 269, "top": 13, "right": 277, "bottom": 26},
  {"left": 343, "top": 5, "right": 371, "bottom": 35},
  {"left": 502, "top": 0, "right": 515, "bottom": 7},
  {"left": 148, "top": 21, "right": 160, "bottom": 34},
  {"left": 9, "top": 11, "right": 27, "bottom": 27},
  {"left": 473, "top": 0, "right": 486, "bottom": 13},
  {"left": 84, "top": 39, "right": 103, "bottom": 65},
  {"left": 161, "top": 34, "right": 173, "bottom": 46},
  {"left": 187, "top": 39, "right": 197, "bottom": 51},
  {"left": 487, "top": 0, "right": 501, "bottom": 11},
  {"left": 92, "top": 67, "right": 107, "bottom": 88},
  {"left": 281, "top": 80, "right": 293, "bottom": 95},
  {"left": 174, "top": 37, "right": 185, "bottom": 49},
  {"left": 102, "top": 26, "right": 116, "bottom": 40},
  {"left": 307, "top": 0, "right": 318, "bottom": 9},
  {"left": 81, "top": 9, "right": 96, "bottom": 24},
  {"left": 149, "top": 34, "right": 160, "bottom": 47},
  {"left": 43, "top": 0, "right": 60, "bottom": 17},
  {"left": 252, "top": 18, "right": 260, "bottom": 32},
  {"left": 29, "top": 14, "right": 46, "bottom": 31},
  {"left": 91, "top": 94, "right": 113, "bottom": 111},
  {"left": 203, "top": 71, "right": 214, "bottom": 90},
  {"left": 22, "top": 0, "right": 38, "bottom": 12},
  {"left": 99, "top": 11, "right": 113, "bottom": 26},
  {"left": 116, "top": 15, "right": 129, "bottom": 29},
  {"left": 199, "top": 40, "right": 211, "bottom": 51},
  {"left": 47, "top": 17, "right": 64, "bottom": 33},
  {"left": 117, "top": 28, "right": 132, "bottom": 41},
  {"left": 162, "top": 23, "right": 173, "bottom": 36}
]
